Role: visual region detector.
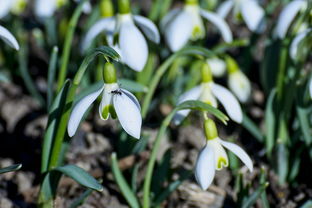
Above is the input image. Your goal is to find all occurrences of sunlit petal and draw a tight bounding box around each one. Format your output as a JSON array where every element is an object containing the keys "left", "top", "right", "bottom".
[
  {"left": 219, "top": 138, "right": 253, "bottom": 172},
  {"left": 119, "top": 16, "right": 148, "bottom": 71},
  {"left": 274, "top": 0, "right": 307, "bottom": 39},
  {"left": 210, "top": 83, "right": 243, "bottom": 123},
  {"left": 113, "top": 91, "right": 142, "bottom": 139},
  {"left": 195, "top": 144, "right": 215, "bottom": 190},
  {"left": 216, "top": 0, "right": 234, "bottom": 18},
  {"left": 34, "top": 0, "right": 57, "bottom": 18},
  {"left": 240, "top": 0, "right": 266, "bottom": 33},
  {"left": 0, "top": 25, "right": 20, "bottom": 50},
  {"left": 164, "top": 10, "right": 193, "bottom": 51},
  {"left": 228, "top": 71, "right": 251, "bottom": 103},
  {"left": 68, "top": 85, "right": 104, "bottom": 137},
  {"left": 81, "top": 17, "right": 116, "bottom": 52},
  {"left": 207, "top": 57, "right": 226, "bottom": 78},
  {"left": 133, "top": 15, "right": 160, "bottom": 43},
  {"left": 290, "top": 28, "right": 311, "bottom": 60},
  {"left": 173, "top": 85, "right": 202, "bottom": 125},
  {"left": 160, "top": 8, "right": 181, "bottom": 32},
  {"left": 199, "top": 9, "right": 233, "bottom": 43}
]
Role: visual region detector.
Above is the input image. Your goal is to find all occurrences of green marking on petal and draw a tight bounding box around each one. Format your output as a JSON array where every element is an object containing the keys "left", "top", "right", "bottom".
[
  {"left": 217, "top": 157, "right": 228, "bottom": 170},
  {"left": 109, "top": 105, "right": 117, "bottom": 119},
  {"left": 102, "top": 105, "right": 111, "bottom": 120}
]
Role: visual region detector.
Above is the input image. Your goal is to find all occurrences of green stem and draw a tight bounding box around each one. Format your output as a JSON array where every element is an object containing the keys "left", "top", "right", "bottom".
[
  {"left": 56, "top": 0, "right": 88, "bottom": 92},
  {"left": 143, "top": 111, "right": 175, "bottom": 208},
  {"left": 276, "top": 39, "right": 289, "bottom": 103}
]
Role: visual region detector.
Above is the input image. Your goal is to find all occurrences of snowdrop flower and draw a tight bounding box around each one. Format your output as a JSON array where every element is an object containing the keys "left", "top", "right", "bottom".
[
  {"left": 173, "top": 62, "right": 242, "bottom": 125},
  {"left": 161, "top": 0, "right": 233, "bottom": 52},
  {"left": 207, "top": 57, "right": 226, "bottom": 78},
  {"left": 226, "top": 56, "right": 251, "bottom": 103},
  {"left": 274, "top": 0, "right": 307, "bottom": 39},
  {"left": 195, "top": 119, "right": 253, "bottom": 190},
  {"left": 0, "top": 26, "right": 19, "bottom": 50},
  {"left": 0, "top": 0, "right": 27, "bottom": 18},
  {"left": 289, "top": 28, "right": 311, "bottom": 60},
  {"left": 67, "top": 62, "right": 142, "bottom": 139},
  {"left": 81, "top": 0, "right": 160, "bottom": 72},
  {"left": 217, "top": 0, "right": 266, "bottom": 33}
]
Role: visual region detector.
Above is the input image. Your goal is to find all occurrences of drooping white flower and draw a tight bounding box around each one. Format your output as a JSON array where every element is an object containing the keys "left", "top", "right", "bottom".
[
  {"left": 207, "top": 57, "right": 226, "bottom": 78},
  {"left": 0, "top": 25, "right": 19, "bottom": 50},
  {"left": 273, "top": 0, "right": 307, "bottom": 39},
  {"left": 161, "top": 1, "right": 233, "bottom": 52},
  {"left": 67, "top": 83, "right": 142, "bottom": 139},
  {"left": 173, "top": 81, "right": 243, "bottom": 125},
  {"left": 81, "top": 13, "right": 160, "bottom": 72},
  {"left": 195, "top": 137, "right": 253, "bottom": 190},
  {"left": 289, "top": 28, "right": 311, "bottom": 60},
  {"left": 0, "top": 0, "right": 27, "bottom": 18},
  {"left": 217, "top": 0, "right": 266, "bottom": 33},
  {"left": 228, "top": 70, "right": 251, "bottom": 103}
]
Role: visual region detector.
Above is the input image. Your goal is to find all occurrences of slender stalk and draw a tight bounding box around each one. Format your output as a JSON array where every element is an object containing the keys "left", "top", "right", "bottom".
[
  {"left": 276, "top": 39, "right": 289, "bottom": 103},
  {"left": 56, "top": 0, "right": 88, "bottom": 92},
  {"left": 47, "top": 46, "right": 59, "bottom": 110}
]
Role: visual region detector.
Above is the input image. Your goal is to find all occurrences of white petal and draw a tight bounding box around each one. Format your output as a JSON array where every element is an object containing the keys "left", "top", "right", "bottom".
[
  {"left": 119, "top": 18, "right": 148, "bottom": 72},
  {"left": 199, "top": 9, "right": 233, "bottom": 43},
  {"left": 216, "top": 0, "right": 234, "bottom": 18},
  {"left": 160, "top": 8, "right": 181, "bottom": 32},
  {"left": 195, "top": 144, "right": 215, "bottom": 190},
  {"left": 82, "top": 2, "right": 92, "bottom": 14},
  {"left": 274, "top": 0, "right": 307, "bottom": 39},
  {"left": 0, "top": 25, "right": 19, "bottom": 50},
  {"left": 34, "top": 0, "right": 57, "bottom": 18},
  {"left": 67, "top": 85, "right": 104, "bottom": 137},
  {"left": 241, "top": 0, "right": 265, "bottom": 33},
  {"left": 219, "top": 139, "right": 253, "bottom": 172},
  {"left": 133, "top": 15, "right": 160, "bottom": 44},
  {"left": 164, "top": 10, "right": 193, "bottom": 51},
  {"left": 173, "top": 85, "right": 202, "bottom": 125},
  {"left": 228, "top": 71, "right": 251, "bottom": 103},
  {"left": 290, "top": 28, "right": 311, "bottom": 60},
  {"left": 207, "top": 57, "right": 226, "bottom": 77},
  {"left": 210, "top": 83, "right": 243, "bottom": 123},
  {"left": 0, "top": 0, "right": 13, "bottom": 19},
  {"left": 99, "top": 84, "right": 118, "bottom": 120},
  {"left": 81, "top": 17, "right": 116, "bottom": 53},
  {"left": 113, "top": 91, "right": 142, "bottom": 139},
  {"left": 121, "top": 89, "right": 141, "bottom": 111}
]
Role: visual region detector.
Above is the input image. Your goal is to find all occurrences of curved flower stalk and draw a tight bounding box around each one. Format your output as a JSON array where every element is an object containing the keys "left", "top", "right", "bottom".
[
  {"left": 226, "top": 56, "right": 251, "bottom": 103},
  {"left": 34, "top": 0, "right": 91, "bottom": 18},
  {"left": 81, "top": 0, "right": 160, "bottom": 72},
  {"left": 217, "top": 0, "right": 266, "bottom": 33},
  {"left": 195, "top": 119, "right": 253, "bottom": 190},
  {"left": 0, "top": 25, "right": 19, "bottom": 50},
  {"left": 173, "top": 62, "right": 242, "bottom": 125},
  {"left": 207, "top": 57, "right": 226, "bottom": 78},
  {"left": 160, "top": 0, "right": 233, "bottom": 52},
  {"left": 273, "top": 0, "right": 308, "bottom": 39},
  {"left": 0, "top": 0, "right": 27, "bottom": 19},
  {"left": 289, "top": 28, "right": 311, "bottom": 60},
  {"left": 67, "top": 62, "right": 142, "bottom": 139}
]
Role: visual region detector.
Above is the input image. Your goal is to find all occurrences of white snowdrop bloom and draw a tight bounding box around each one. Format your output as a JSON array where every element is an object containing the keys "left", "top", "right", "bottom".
[
  {"left": 273, "top": 0, "right": 307, "bottom": 39},
  {"left": 173, "top": 81, "right": 243, "bottom": 125},
  {"left": 81, "top": 13, "right": 160, "bottom": 72},
  {"left": 195, "top": 119, "right": 253, "bottom": 190},
  {"left": 161, "top": 0, "right": 233, "bottom": 52},
  {"left": 0, "top": 0, "right": 27, "bottom": 19},
  {"left": 0, "top": 25, "right": 19, "bottom": 50},
  {"left": 289, "top": 28, "right": 311, "bottom": 60},
  {"left": 217, "top": 0, "right": 266, "bottom": 33},
  {"left": 228, "top": 70, "right": 251, "bottom": 103},
  {"left": 207, "top": 57, "right": 226, "bottom": 78}
]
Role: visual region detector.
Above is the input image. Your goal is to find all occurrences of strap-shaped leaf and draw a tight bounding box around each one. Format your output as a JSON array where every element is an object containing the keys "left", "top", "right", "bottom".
[
  {"left": 0, "top": 164, "right": 22, "bottom": 174},
  {"left": 119, "top": 79, "right": 148, "bottom": 93},
  {"left": 242, "top": 182, "right": 269, "bottom": 208}
]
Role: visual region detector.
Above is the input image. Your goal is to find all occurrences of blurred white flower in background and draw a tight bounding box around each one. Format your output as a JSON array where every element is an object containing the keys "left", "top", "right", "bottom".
[
  {"left": 207, "top": 57, "right": 227, "bottom": 77},
  {"left": 217, "top": 0, "right": 266, "bottom": 33},
  {"left": 0, "top": 0, "right": 27, "bottom": 19},
  {"left": 161, "top": 0, "right": 233, "bottom": 52},
  {"left": 228, "top": 70, "right": 251, "bottom": 103},
  {"left": 0, "top": 26, "right": 19, "bottom": 50},
  {"left": 289, "top": 28, "right": 311, "bottom": 60}
]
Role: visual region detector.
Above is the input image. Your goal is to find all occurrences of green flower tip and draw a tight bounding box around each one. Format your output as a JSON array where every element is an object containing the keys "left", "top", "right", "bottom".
[
  {"left": 103, "top": 62, "right": 117, "bottom": 84},
  {"left": 118, "top": 0, "right": 130, "bottom": 14},
  {"left": 100, "top": 0, "right": 114, "bottom": 17},
  {"left": 204, "top": 119, "right": 218, "bottom": 140},
  {"left": 225, "top": 56, "right": 239, "bottom": 74},
  {"left": 201, "top": 62, "right": 213, "bottom": 83}
]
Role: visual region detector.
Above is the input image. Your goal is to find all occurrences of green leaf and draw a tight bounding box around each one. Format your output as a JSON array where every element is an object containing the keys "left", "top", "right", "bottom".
[
  {"left": 212, "top": 39, "right": 249, "bottom": 54},
  {"left": 0, "top": 164, "right": 22, "bottom": 174},
  {"left": 300, "top": 200, "right": 312, "bottom": 208},
  {"left": 277, "top": 142, "right": 289, "bottom": 184},
  {"left": 69, "top": 189, "right": 93, "bottom": 208},
  {"left": 242, "top": 182, "right": 269, "bottom": 208},
  {"left": 242, "top": 113, "right": 264, "bottom": 142},
  {"left": 55, "top": 165, "right": 103, "bottom": 191},
  {"left": 41, "top": 80, "right": 71, "bottom": 173},
  {"left": 265, "top": 90, "right": 276, "bottom": 156},
  {"left": 119, "top": 79, "right": 148, "bottom": 93},
  {"left": 152, "top": 150, "right": 171, "bottom": 196},
  {"left": 111, "top": 153, "right": 140, "bottom": 208},
  {"left": 47, "top": 46, "right": 59, "bottom": 110}
]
